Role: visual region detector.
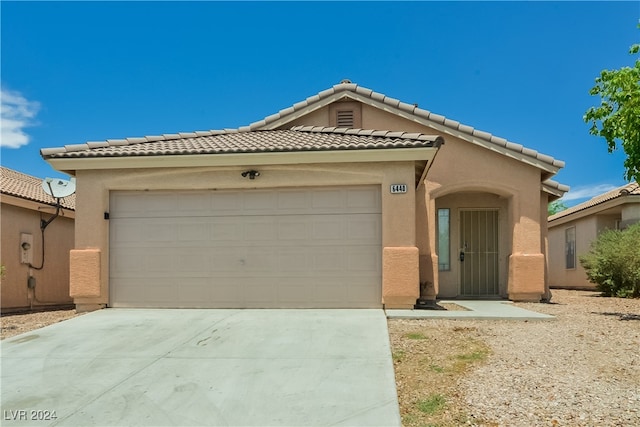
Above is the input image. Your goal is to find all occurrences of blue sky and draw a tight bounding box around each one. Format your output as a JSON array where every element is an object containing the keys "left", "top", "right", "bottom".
[{"left": 1, "top": 1, "right": 638, "bottom": 206}]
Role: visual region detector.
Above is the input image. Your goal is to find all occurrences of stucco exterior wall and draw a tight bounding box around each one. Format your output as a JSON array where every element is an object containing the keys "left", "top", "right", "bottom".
[
  {"left": 621, "top": 203, "right": 640, "bottom": 228},
  {"left": 433, "top": 192, "right": 510, "bottom": 298},
  {"left": 280, "top": 101, "right": 549, "bottom": 300},
  {"left": 424, "top": 133, "right": 546, "bottom": 300},
  {"left": 63, "top": 96, "right": 555, "bottom": 307},
  {"left": 1, "top": 202, "right": 74, "bottom": 311},
  {"left": 548, "top": 217, "right": 598, "bottom": 289},
  {"left": 71, "top": 161, "right": 420, "bottom": 309}
]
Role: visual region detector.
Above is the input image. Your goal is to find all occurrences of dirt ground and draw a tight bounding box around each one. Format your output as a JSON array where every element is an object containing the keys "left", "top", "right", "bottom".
[
  {"left": 389, "top": 290, "right": 640, "bottom": 427},
  {"left": 2, "top": 290, "right": 639, "bottom": 427}
]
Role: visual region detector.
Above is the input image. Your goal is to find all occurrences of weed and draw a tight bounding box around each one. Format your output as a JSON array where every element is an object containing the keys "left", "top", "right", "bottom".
[
  {"left": 405, "top": 332, "right": 427, "bottom": 340},
  {"left": 392, "top": 350, "right": 405, "bottom": 362},
  {"left": 456, "top": 350, "right": 488, "bottom": 363},
  {"left": 429, "top": 364, "right": 444, "bottom": 373},
  {"left": 416, "top": 394, "right": 446, "bottom": 414}
]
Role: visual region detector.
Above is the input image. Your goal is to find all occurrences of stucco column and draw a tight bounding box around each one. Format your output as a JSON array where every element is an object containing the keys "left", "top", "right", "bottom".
[
  {"left": 540, "top": 192, "right": 552, "bottom": 302},
  {"left": 72, "top": 171, "right": 109, "bottom": 312},
  {"left": 508, "top": 192, "right": 545, "bottom": 301},
  {"left": 381, "top": 163, "right": 420, "bottom": 308},
  {"left": 382, "top": 246, "right": 420, "bottom": 308},
  {"left": 416, "top": 184, "right": 437, "bottom": 301}
]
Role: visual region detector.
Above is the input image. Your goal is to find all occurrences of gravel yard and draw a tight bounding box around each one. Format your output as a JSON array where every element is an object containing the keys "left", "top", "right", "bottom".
[
  {"left": 389, "top": 289, "right": 640, "bottom": 426},
  {"left": 2, "top": 290, "right": 639, "bottom": 427}
]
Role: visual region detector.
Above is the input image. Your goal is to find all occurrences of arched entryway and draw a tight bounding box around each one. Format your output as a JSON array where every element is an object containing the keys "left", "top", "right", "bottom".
[{"left": 433, "top": 190, "right": 512, "bottom": 299}]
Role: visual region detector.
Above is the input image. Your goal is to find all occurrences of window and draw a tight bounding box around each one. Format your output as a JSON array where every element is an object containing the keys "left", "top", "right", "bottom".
[
  {"left": 438, "top": 208, "right": 450, "bottom": 271},
  {"left": 565, "top": 227, "right": 576, "bottom": 269}
]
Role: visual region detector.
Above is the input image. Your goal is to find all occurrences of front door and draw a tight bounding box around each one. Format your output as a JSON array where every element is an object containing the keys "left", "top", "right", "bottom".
[{"left": 459, "top": 209, "right": 499, "bottom": 296}]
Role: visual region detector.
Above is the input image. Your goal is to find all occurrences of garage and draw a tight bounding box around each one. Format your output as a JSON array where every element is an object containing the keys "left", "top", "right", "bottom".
[{"left": 109, "top": 186, "right": 382, "bottom": 308}]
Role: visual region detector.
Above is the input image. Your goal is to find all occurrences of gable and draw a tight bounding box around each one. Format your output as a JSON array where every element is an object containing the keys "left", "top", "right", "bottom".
[{"left": 247, "top": 81, "right": 567, "bottom": 182}]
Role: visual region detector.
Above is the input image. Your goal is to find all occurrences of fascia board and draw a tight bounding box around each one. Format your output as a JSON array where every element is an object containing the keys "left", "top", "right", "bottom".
[
  {"left": 45, "top": 147, "right": 439, "bottom": 172},
  {"left": 1, "top": 194, "right": 76, "bottom": 218},
  {"left": 257, "top": 92, "right": 356, "bottom": 130},
  {"left": 338, "top": 93, "right": 560, "bottom": 175},
  {"left": 542, "top": 184, "right": 566, "bottom": 199},
  {"left": 548, "top": 197, "right": 635, "bottom": 227}
]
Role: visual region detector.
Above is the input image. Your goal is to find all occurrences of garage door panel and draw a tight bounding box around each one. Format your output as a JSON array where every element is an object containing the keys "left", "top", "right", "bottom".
[
  {"left": 178, "top": 280, "right": 213, "bottom": 303},
  {"left": 278, "top": 219, "right": 310, "bottom": 240},
  {"left": 347, "top": 187, "right": 381, "bottom": 209},
  {"left": 110, "top": 187, "right": 382, "bottom": 308},
  {"left": 348, "top": 247, "right": 382, "bottom": 272},
  {"left": 347, "top": 216, "right": 381, "bottom": 240},
  {"left": 244, "top": 219, "right": 277, "bottom": 240},
  {"left": 312, "top": 248, "right": 347, "bottom": 272}
]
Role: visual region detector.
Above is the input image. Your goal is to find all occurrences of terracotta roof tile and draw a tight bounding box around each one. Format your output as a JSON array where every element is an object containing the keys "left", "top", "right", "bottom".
[
  {"left": 1, "top": 167, "right": 75, "bottom": 210},
  {"left": 40, "top": 80, "right": 566, "bottom": 178},
  {"left": 41, "top": 127, "right": 443, "bottom": 159},
  {"left": 549, "top": 182, "right": 639, "bottom": 222},
  {"left": 245, "top": 81, "right": 565, "bottom": 171}
]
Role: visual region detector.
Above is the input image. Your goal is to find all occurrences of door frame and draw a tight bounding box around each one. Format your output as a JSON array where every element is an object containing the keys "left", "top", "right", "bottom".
[{"left": 458, "top": 208, "right": 500, "bottom": 297}]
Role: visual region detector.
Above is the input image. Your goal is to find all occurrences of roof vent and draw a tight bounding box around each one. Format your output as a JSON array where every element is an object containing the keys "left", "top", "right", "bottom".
[
  {"left": 336, "top": 110, "right": 355, "bottom": 128},
  {"left": 340, "top": 79, "right": 352, "bottom": 84},
  {"left": 619, "top": 188, "right": 630, "bottom": 196}
]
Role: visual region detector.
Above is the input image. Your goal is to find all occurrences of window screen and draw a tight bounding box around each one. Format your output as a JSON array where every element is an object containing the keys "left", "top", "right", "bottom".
[
  {"left": 438, "top": 208, "right": 450, "bottom": 271},
  {"left": 565, "top": 227, "right": 576, "bottom": 269}
]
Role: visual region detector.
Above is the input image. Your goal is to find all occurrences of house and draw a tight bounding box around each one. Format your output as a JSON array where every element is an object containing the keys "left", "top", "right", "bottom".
[
  {"left": 0, "top": 167, "right": 75, "bottom": 312},
  {"left": 41, "top": 80, "right": 568, "bottom": 312},
  {"left": 548, "top": 181, "right": 640, "bottom": 290}
]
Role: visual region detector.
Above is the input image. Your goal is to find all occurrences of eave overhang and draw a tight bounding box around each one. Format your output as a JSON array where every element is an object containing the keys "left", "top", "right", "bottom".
[{"left": 45, "top": 146, "right": 440, "bottom": 175}]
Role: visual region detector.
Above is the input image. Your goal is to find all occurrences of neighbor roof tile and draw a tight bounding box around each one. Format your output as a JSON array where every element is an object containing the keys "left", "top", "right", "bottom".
[
  {"left": 1, "top": 167, "right": 75, "bottom": 210},
  {"left": 549, "top": 182, "right": 639, "bottom": 222}
]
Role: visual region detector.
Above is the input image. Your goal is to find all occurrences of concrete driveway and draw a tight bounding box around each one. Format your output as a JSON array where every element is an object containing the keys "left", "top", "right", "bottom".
[{"left": 1, "top": 309, "right": 400, "bottom": 426}]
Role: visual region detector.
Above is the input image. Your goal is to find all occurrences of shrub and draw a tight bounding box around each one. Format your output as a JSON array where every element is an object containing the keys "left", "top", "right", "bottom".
[{"left": 579, "top": 222, "right": 640, "bottom": 298}]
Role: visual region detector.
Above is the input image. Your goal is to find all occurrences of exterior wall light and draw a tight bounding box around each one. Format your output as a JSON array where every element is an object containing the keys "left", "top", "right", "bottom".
[{"left": 241, "top": 170, "right": 260, "bottom": 180}]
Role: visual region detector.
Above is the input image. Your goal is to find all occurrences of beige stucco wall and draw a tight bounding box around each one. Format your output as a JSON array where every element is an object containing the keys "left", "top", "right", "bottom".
[
  {"left": 71, "top": 161, "right": 420, "bottom": 310},
  {"left": 65, "top": 97, "right": 554, "bottom": 308},
  {"left": 1, "top": 202, "right": 74, "bottom": 311},
  {"left": 423, "top": 132, "right": 546, "bottom": 300},
  {"left": 432, "top": 192, "right": 510, "bottom": 298},
  {"left": 621, "top": 203, "right": 640, "bottom": 228},
  {"left": 548, "top": 217, "right": 598, "bottom": 289},
  {"left": 548, "top": 212, "right": 628, "bottom": 290},
  {"left": 279, "top": 100, "right": 550, "bottom": 300}
]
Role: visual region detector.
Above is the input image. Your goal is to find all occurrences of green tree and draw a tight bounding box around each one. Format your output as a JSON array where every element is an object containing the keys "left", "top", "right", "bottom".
[
  {"left": 548, "top": 200, "right": 567, "bottom": 216},
  {"left": 584, "top": 35, "right": 640, "bottom": 183}
]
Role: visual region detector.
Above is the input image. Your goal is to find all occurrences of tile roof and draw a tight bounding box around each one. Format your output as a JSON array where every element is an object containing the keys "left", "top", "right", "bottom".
[
  {"left": 1, "top": 167, "right": 76, "bottom": 210},
  {"left": 542, "top": 179, "right": 571, "bottom": 196},
  {"left": 548, "top": 181, "right": 639, "bottom": 222},
  {"left": 41, "top": 126, "right": 443, "bottom": 159},
  {"left": 245, "top": 80, "right": 566, "bottom": 171}
]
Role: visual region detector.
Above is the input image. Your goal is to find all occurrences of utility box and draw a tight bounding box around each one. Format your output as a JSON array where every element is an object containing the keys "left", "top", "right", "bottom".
[{"left": 20, "top": 233, "right": 33, "bottom": 264}]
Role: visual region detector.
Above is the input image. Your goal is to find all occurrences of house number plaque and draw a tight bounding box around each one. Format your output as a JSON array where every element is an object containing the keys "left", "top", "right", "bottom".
[{"left": 390, "top": 184, "right": 407, "bottom": 194}]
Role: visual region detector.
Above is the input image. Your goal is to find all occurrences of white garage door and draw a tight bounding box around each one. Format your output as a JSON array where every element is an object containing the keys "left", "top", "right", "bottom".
[{"left": 109, "top": 186, "right": 382, "bottom": 308}]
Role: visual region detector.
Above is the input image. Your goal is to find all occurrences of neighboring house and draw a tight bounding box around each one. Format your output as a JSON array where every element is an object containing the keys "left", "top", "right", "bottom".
[
  {"left": 41, "top": 80, "right": 568, "bottom": 312},
  {"left": 1, "top": 167, "right": 75, "bottom": 312},
  {"left": 548, "top": 181, "right": 640, "bottom": 290}
]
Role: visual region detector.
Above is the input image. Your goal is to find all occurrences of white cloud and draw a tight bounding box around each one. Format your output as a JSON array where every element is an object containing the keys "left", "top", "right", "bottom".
[
  {"left": 561, "top": 184, "right": 618, "bottom": 202},
  {"left": 1, "top": 88, "right": 41, "bottom": 148}
]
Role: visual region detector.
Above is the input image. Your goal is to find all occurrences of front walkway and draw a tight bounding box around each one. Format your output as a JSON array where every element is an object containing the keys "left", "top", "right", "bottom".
[{"left": 386, "top": 300, "right": 555, "bottom": 320}]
